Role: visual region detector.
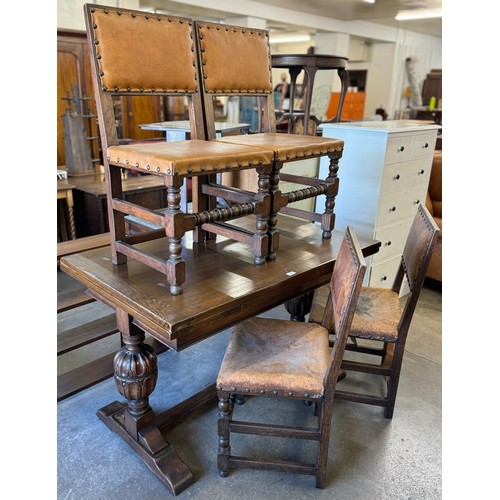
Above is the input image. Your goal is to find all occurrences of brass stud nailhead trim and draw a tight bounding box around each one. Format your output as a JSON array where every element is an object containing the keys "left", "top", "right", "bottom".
[
  {"left": 156, "top": 167, "right": 160, "bottom": 172},
  {"left": 146, "top": 165, "right": 150, "bottom": 170},
  {"left": 187, "top": 168, "right": 193, "bottom": 174},
  {"left": 174, "top": 169, "right": 179, "bottom": 175}
]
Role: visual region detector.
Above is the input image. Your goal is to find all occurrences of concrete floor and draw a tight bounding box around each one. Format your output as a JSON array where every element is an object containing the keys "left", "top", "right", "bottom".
[{"left": 57, "top": 283, "right": 442, "bottom": 499}]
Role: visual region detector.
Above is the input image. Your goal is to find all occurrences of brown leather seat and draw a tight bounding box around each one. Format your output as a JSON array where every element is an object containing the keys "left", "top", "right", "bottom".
[
  {"left": 84, "top": 5, "right": 277, "bottom": 294},
  {"left": 216, "top": 227, "right": 366, "bottom": 488},
  {"left": 309, "top": 204, "right": 440, "bottom": 418},
  {"left": 194, "top": 21, "right": 345, "bottom": 257}
]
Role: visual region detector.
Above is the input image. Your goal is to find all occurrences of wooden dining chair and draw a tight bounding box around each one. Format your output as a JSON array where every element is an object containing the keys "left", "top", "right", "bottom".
[
  {"left": 308, "top": 204, "right": 440, "bottom": 418},
  {"left": 83, "top": 4, "right": 277, "bottom": 295},
  {"left": 194, "top": 20, "right": 345, "bottom": 260},
  {"left": 216, "top": 226, "right": 366, "bottom": 487}
]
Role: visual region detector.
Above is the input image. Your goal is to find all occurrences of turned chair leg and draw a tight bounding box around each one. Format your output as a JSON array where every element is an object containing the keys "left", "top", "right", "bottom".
[{"left": 217, "top": 394, "right": 233, "bottom": 477}]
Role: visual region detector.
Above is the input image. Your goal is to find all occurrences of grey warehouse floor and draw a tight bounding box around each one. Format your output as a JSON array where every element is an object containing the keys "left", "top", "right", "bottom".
[{"left": 56, "top": 280, "right": 442, "bottom": 499}]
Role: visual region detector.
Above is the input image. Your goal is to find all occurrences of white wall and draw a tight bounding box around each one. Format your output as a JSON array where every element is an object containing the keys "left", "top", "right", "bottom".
[{"left": 347, "top": 42, "right": 396, "bottom": 119}]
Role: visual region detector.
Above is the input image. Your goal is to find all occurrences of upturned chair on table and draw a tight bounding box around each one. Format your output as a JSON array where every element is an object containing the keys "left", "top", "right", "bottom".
[
  {"left": 216, "top": 226, "right": 366, "bottom": 488},
  {"left": 309, "top": 204, "right": 440, "bottom": 418},
  {"left": 84, "top": 4, "right": 277, "bottom": 295},
  {"left": 194, "top": 21, "right": 345, "bottom": 259}
]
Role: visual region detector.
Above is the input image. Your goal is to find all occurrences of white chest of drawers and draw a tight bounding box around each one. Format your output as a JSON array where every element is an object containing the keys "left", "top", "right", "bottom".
[{"left": 318, "top": 120, "right": 440, "bottom": 294}]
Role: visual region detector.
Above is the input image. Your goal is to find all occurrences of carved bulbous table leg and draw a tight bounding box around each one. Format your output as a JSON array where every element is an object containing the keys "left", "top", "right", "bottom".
[
  {"left": 96, "top": 310, "right": 194, "bottom": 495},
  {"left": 284, "top": 290, "right": 315, "bottom": 322}
]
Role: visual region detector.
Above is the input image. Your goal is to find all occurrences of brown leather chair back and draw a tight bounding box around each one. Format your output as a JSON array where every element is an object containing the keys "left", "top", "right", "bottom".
[
  {"left": 194, "top": 20, "right": 276, "bottom": 137},
  {"left": 84, "top": 4, "right": 205, "bottom": 147}
]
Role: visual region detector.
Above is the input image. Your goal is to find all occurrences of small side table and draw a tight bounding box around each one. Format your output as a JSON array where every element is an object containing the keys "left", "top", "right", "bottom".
[
  {"left": 271, "top": 54, "right": 349, "bottom": 134},
  {"left": 139, "top": 120, "right": 250, "bottom": 141}
]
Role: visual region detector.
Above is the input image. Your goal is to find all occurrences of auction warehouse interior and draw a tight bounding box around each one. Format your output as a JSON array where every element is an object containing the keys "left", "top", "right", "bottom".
[{"left": 52, "top": 0, "right": 449, "bottom": 497}]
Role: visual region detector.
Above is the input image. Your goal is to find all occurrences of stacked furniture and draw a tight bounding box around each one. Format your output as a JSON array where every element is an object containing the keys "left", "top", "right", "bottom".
[{"left": 84, "top": 5, "right": 346, "bottom": 294}]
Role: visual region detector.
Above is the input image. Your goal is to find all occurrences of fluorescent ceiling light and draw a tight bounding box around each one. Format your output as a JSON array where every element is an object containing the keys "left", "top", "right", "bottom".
[
  {"left": 395, "top": 9, "right": 442, "bottom": 20},
  {"left": 270, "top": 34, "right": 311, "bottom": 44},
  {"left": 362, "top": 0, "right": 376, "bottom": 4}
]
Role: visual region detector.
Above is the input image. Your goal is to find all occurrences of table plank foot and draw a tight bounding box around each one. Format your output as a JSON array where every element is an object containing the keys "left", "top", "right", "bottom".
[{"left": 97, "top": 401, "right": 195, "bottom": 496}]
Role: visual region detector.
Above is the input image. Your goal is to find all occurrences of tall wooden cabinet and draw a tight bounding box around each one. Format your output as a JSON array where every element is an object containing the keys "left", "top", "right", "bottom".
[
  {"left": 318, "top": 120, "right": 440, "bottom": 294},
  {"left": 57, "top": 29, "right": 99, "bottom": 167},
  {"left": 57, "top": 29, "right": 170, "bottom": 167}
]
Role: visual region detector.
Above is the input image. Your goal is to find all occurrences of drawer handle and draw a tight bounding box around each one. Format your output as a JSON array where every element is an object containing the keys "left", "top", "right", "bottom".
[
  {"left": 422, "top": 142, "right": 429, "bottom": 148},
  {"left": 414, "top": 199, "right": 420, "bottom": 205},
  {"left": 381, "top": 276, "right": 388, "bottom": 281},
  {"left": 385, "top": 241, "right": 392, "bottom": 246},
  {"left": 398, "top": 146, "right": 405, "bottom": 152},
  {"left": 394, "top": 174, "right": 400, "bottom": 180},
  {"left": 418, "top": 169, "right": 425, "bottom": 175},
  {"left": 390, "top": 206, "right": 396, "bottom": 212}
]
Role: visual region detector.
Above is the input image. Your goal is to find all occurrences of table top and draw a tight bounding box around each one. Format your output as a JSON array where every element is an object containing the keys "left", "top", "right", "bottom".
[
  {"left": 271, "top": 53, "right": 348, "bottom": 70},
  {"left": 139, "top": 120, "right": 250, "bottom": 133},
  {"left": 57, "top": 179, "right": 76, "bottom": 191},
  {"left": 60, "top": 216, "right": 380, "bottom": 351}
]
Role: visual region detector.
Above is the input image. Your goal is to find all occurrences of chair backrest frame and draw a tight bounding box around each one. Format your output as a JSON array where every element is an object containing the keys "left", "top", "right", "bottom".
[
  {"left": 322, "top": 226, "right": 366, "bottom": 397},
  {"left": 84, "top": 3, "right": 207, "bottom": 156},
  {"left": 395, "top": 203, "right": 440, "bottom": 337}
]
